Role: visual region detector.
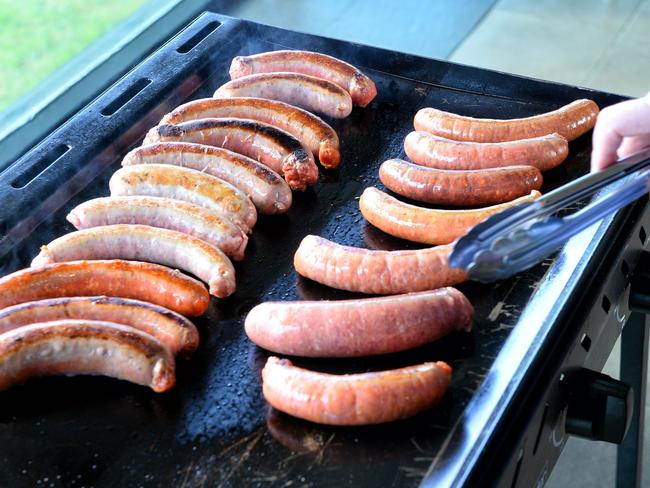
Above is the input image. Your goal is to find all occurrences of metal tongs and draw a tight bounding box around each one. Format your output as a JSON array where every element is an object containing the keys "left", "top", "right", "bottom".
[{"left": 449, "top": 147, "right": 650, "bottom": 282}]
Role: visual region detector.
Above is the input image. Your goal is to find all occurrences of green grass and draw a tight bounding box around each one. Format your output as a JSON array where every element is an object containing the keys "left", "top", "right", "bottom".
[{"left": 0, "top": 0, "right": 147, "bottom": 112}]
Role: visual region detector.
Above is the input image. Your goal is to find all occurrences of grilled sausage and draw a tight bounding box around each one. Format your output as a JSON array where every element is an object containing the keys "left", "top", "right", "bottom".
[
  {"left": 67, "top": 196, "right": 248, "bottom": 261},
  {"left": 214, "top": 73, "right": 353, "bottom": 119},
  {"left": 262, "top": 357, "right": 452, "bottom": 425},
  {"left": 293, "top": 235, "right": 467, "bottom": 294},
  {"left": 121, "top": 142, "right": 292, "bottom": 214},
  {"left": 144, "top": 119, "right": 318, "bottom": 191},
  {"left": 0, "top": 320, "right": 175, "bottom": 393},
  {"left": 403, "top": 132, "right": 569, "bottom": 172},
  {"left": 414, "top": 99, "right": 599, "bottom": 142},
  {"left": 0, "top": 296, "right": 199, "bottom": 356},
  {"left": 360, "top": 187, "right": 542, "bottom": 245},
  {"left": 229, "top": 50, "right": 377, "bottom": 107},
  {"left": 31, "top": 224, "right": 236, "bottom": 298},
  {"left": 245, "top": 288, "right": 473, "bottom": 357},
  {"left": 159, "top": 98, "right": 341, "bottom": 168},
  {"left": 108, "top": 164, "right": 257, "bottom": 233},
  {"left": 379, "top": 159, "right": 542, "bottom": 206},
  {"left": 0, "top": 260, "right": 209, "bottom": 316}
]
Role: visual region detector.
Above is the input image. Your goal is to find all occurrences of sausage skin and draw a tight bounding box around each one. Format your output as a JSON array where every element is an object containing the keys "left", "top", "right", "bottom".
[
  {"left": 0, "top": 320, "right": 175, "bottom": 393},
  {"left": 245, "top": 288, "right": 473, "bottom": 357},
  {"left": 0, "top": 260, "right": 209, "bottom": 316},
  {"left": 293, "top": 235, "right": 467, "bottom": 294},
  {"left": 262, "top": 357, "right": 452, "bottom": 425},
  {"left": 109, "top": 164, "right": 257, "bottom": 233},
  {"left": 121, "top": 142, "right": 292, "bottom": 214},
  {"left": 413, "top": 99, "right": 599, "bottom": 142},
  {"left": 159, "top": 98, "right": 341, "bottom": 169},
  {"left": 214, "top": 73, "right": 353, "bottom": 119},
  {"left": 229, "top": 50, "right": 377, "bottom": 107},
  {"left": 379, "top": 158, "right": 542, "bottom": 206},
  {"left": 144, "top": 119, "right": 318, "bottom": 191},
  {"left": 31, "top": 224, "right": 236, "bottom": 298},
  {"left": 360, "top": 187, "right": 542, "bottom": 245},
  {"left": 403, "top": 132, "right": 569, "bottom": 172},
  {"left": 0, "top": 296, "right": 199, "bottom": 356},
  {"left": 67, "top": 196, "right": 248, "bottom": 261}
]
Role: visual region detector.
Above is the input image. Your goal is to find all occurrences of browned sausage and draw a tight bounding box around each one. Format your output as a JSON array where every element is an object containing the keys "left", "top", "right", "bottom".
[
  {"left": 379, "top": 159, "right": 542, "bottom": 206},
  {"left": 360, "top": 187, "right": 541, "bottom": 245},
  {"left": 0, "top": 296, "right": 199, "bottom": 356},
  {"left": 159, "top": 98, "right": 341, "bottom": 168},
  {"left": 215, "top": 73, "right": 353, "bottom": 118},
  {"left": 0, "top": 320, "right": 175, "bottom": 393},
  {"left": 293, "top": 235, "right": 467, "bottom": 294},
  {"left": 121, "top": 142, "right": 292, "bottom": 214},
  {"left": 403, "top": 131, "right": 568, "bottom": 172},
  {"left": 0, "top": 260, "right": 209, "bottom": 316},
  {"left": 229, "top": 50, "right": 377, "bottom": 107},
  {"left": 143, "top": 119, "right": 318, "bottom": 191},
  {"left": 67, "top": 196, "right": 248, "bottom": 261},
  {"left": 414, "top": 99, "right": 599, "bottom": 142},
  {"left": 245, "top": 288, "right": 473, "bottom": 357},
  {"left": 31, "top": 224, "right": 236, "bottom": 298},
  {"left": 262, "top": 357, "right": 452, "bottom": 425}
]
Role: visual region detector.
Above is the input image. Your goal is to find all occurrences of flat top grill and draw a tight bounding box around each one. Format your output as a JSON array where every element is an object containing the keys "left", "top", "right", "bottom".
[{"left": 0, "top": 12, "right": 632, "bottom": 488}]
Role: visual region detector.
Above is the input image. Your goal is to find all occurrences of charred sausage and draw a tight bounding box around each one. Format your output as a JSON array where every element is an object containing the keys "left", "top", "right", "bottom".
[
  {"left": 379, "top": 158, "right": 542, "bottom": 206},
  {"left": 245, "top": 288, "right": 473, "bottom": 357},
  {"left": 144, "top": 119, "right": 318, "bottom": 191},
  {"left": 293, "top": 235, "right": 467, "bottom": 294},
  {"left": 31, "top": 224, "right": 236, "bottom": 298},
  {"left": 413, "top": 99, "right": 599, "bottom": 142},
  {"left": 229, "top": 50, "right": 377, "bottom": 107},
  {"left": 403, "top": 132, "right": 568, "bottom": 172},
  {"left": 0, "top": 320, "right": 175, "bottom": 393},
  {"left": 262, "top": 357, "right": 452, "bottom": 425},
  {"left": 159, "top": 98, "right": 341, "bottom": 168},
  {"left": 0, "top": 260, "right": 209, "bottom": 316},
  {"left": 360, "top": 187, "right": 541, "bottom": 245},
  {"left": 214, "top": 73, "right": 353, "bottom": 119}
]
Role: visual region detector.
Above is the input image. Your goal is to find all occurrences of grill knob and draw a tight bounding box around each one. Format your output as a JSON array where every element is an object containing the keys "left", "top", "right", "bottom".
[
  {"left": 629, "top": 251, "right": 650, "bottom": 314},
  {"left": 563, "top": 368, "right": 632, "bottom": 443}
]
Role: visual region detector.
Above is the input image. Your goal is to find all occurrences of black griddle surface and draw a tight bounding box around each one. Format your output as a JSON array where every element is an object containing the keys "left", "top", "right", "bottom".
[{"left": 0, "top": 13, "right": 625, "bottom": 488}]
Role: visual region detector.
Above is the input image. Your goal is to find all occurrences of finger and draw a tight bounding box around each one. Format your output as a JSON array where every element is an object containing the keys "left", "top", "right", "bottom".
[
  {"left": 591, "top": 95, "right": 650, "bottom": 172},
  {"left": 617, "top": 133, "right": 650, "bottom": 159}
]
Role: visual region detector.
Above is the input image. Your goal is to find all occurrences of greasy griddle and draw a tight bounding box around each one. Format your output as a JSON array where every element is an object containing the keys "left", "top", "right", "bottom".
[{"left": 0, "top": 13, "right": 626, "bottom": 487}]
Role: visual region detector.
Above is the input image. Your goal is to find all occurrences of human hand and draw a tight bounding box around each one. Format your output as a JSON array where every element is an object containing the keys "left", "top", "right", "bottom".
[{"left": 591, "top": 93, "right": 650, "bottom": 172}]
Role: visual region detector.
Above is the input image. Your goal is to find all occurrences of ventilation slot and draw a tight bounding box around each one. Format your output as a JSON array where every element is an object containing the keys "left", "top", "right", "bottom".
[
  {"left": 11, "top": 144, "right": 71, "bottom": 189},
  {"left": 100, "top": 78, "right": 151, "bottom": 116},
  {"left": 580, "top": 333, "right": 592, "bottom": 352},
  {"left": 509, "top": 448, "right": 524, "bottom": 488},
  {"left": 533, "top": 403, "right": 549, "bottom": 456},
  {"left": 640, "top": 226, "right": 647, "bottom": 246},
  {"left": 602, "top": 295, "right": 611, "bottom": 314},
  {"left": 176, "top": 21, "right": 221, "bottom": 54}
]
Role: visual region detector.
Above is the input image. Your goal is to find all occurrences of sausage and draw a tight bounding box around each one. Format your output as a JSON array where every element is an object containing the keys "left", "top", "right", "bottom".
[
  {"left": 0, "top": 320, "right": 175, "bottom": 393},
  {"left": 403, "top": 132, "right": 568, "bottom": 172},
  {"left": 121, "top": 142, "right": 292, "bottom": 214},
  {"left": 214, "top": 73, "right": 353, "bottom": 119},
  {"left": 262, "top": 357, "right": 452, "bottom": 425},
  {"left": 0, "top": 296, "right": 199, "bottom": 356},
  {"left": 413, "top": 99, "right": 599, "bottom": 142},
  {"left": 229, "top": 50, "right": 377, "bottom": 107},
  {"left": 293, "top": 235, "right": 467, "bottom": 294},
  {"left": 67, "top": 196, "right": 248, "bottom": 261},
  {"left": 0, "top": 260, "right": 209, "bottom": 316},
  {"left": 379, "top": 159, "right": 542, "bottom": 206},
  {"left": 360, "top": 187, "right": 542, "bottom": 245},
  {"left": 143, "top": 119, "right": 318, "bottom": 191},
  {"left": 159, "top": 98, "right": 341, "bottom": 169},
  {"left": 245, "top": 288, "right": 473, "bottom": 357},
  {"left": 108, "top": 164, "right": 257, "bottom": 233},
  {"left": 31, "top": 224, "right": 236, "bottom": 298}
]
